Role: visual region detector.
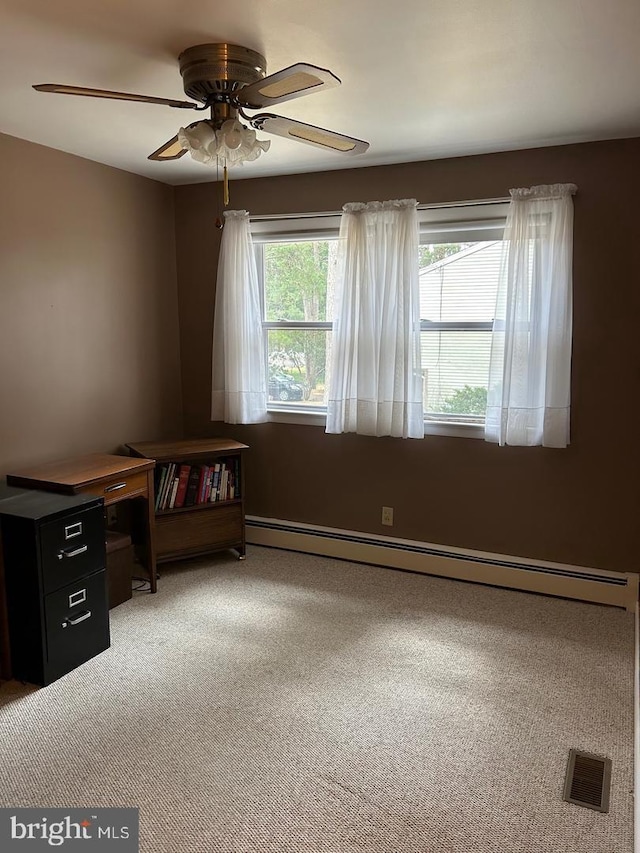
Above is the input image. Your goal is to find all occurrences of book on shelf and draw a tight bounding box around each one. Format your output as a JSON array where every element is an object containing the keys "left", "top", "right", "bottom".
[
  {"left": 162, "top": 462, "right": 177, "bottom": 509},
  {"left": 203, "top": 466, "right": 214, "bottom": 503},
  {"left": 157, "top": 463, "right": 173, "bottom": 511},
  {"left": 174, "top": 464, "right": 191, "bottom": 509},
  {"left": 197, "top": 465, "right": 210, "bottom": 504},
  {"left": 154, "top": 465, "right": 168, "bottom": 511},
  {"left": 151, "top": 454, "right": 242, "bottom": 513},
  {"left": 210, "top": 463, "right": 221, "bottom": 501},
  {"left": 168, "top": 473, "right": 180, "bottom": 509},
  {"left": 184, "top": 465, "right": 201, "bottom": 507},
  {"left": 167, "top": 463, "right": 179, "bottom": 510},
  {"left": 156, "top": 463, "right": 167, "bottom": 510}
]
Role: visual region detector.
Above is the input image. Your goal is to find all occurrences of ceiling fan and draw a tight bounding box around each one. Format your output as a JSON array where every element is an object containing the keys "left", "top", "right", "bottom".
[{"left": 33, "top": 43, "right": 370, "bottom": 166}]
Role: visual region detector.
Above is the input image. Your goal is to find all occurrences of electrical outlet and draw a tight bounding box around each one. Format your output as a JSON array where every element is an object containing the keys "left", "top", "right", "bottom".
[{"left": 381, "top": 506, "right": 394, "bottom": 526}]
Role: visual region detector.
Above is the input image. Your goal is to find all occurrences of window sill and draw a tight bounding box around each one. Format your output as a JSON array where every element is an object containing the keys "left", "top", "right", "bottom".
[
  {"left": 266, "top": 408, "right": 484, "bottom": 439},
  {"left": 267, "top": 408, "right": 327, "bottom": 427},
  {"left": 423, "top": 421, "right": 484, "bottom": 439}
]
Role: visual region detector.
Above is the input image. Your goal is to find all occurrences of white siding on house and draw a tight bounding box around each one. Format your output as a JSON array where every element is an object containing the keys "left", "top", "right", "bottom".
[
  {"left": 419, "top": 241, "right": 502, "bottom": 323},
  {"left": 419, "top": 241, "right": 502, "bottom": 416}
]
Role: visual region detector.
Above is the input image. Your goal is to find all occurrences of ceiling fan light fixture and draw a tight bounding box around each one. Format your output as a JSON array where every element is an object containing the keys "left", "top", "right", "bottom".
[
  {"left": 178, "top": 119, "right": 271, "bottom": 166},
  {"left": 33, "top": 43, "right": 369, "bottom": 170}
]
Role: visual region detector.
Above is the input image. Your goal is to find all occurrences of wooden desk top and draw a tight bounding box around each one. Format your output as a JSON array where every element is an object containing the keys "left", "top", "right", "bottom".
[{"left": 6, "top": 453, "right": 154, "bottom": 491}]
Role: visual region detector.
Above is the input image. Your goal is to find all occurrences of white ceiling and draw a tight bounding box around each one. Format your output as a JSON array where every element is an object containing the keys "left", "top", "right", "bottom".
[{"left": 1, "top": 0, "right": 639, "bottom": 186}]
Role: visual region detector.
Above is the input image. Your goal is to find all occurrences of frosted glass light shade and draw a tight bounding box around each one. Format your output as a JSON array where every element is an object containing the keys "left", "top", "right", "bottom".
[{"left": 178, "top": 119, "right": 270, "bottom": 167}]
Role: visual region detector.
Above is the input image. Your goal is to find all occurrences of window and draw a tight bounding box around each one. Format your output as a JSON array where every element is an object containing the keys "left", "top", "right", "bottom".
[
  {"left": 253, "top": 215, "right": 340, "bottom": 413},
  {"left": 418, "top": 205, "right": 508, "bottom": 425},
  {"left": 252, "top": 202, "right": 509, "bottom": 433}
]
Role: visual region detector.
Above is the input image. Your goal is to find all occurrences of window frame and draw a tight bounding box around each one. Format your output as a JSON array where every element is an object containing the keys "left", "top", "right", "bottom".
[
  {"left": 253, "top": 214, "right": 340, "bottom": 417},
  {"left": 251, "top": 200, "right": 509, "bottom": 437}
]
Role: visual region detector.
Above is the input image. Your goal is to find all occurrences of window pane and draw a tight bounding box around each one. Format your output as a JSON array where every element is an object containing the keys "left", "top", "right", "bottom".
[
  {"left": 420, "top": 331, "right": 492, "bottom": 424},
  {"left": 267, "top": 329, "right": 331, "bottom": 407},
  {"left": 419, "top": 240, "right": 501, "bottom": 425},
  {"left": 264, "top": 241, "right": 335, "bottom": 322},
  {"left": 419, "top": 241, "right": 502, "bottom": 323}
]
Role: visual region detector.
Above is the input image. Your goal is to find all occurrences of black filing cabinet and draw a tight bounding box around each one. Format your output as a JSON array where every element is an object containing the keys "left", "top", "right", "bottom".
[{"left": 0, "top": 484, "right": 110, "bottom": 686}]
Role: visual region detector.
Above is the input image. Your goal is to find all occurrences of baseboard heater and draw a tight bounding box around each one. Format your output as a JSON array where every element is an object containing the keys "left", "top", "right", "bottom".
[{"left": 246, "top": 516, "right": 639, "bottom": 612}]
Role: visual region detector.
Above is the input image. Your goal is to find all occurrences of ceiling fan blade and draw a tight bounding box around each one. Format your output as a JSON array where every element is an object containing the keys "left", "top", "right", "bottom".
[
  {"left": 250, "top": 114, "right": 369, "bottom": 155},
  {"left": 236, "top": 63, "right": 340, "bottom": 109},
  {"left": 33, "top": 84, "right": 199, "bottom": 110},
  {"left": 148, "top": 136, "right": 187, "bottom": 161}
]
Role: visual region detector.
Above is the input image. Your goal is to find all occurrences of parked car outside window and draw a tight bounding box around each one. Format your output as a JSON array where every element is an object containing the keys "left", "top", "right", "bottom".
[{"left": 268, "top": 373, "right": 304, "bottom": 402}]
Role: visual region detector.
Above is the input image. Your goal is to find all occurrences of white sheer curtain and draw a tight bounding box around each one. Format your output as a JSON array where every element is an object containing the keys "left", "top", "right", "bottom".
[
  {"left": 326, "top": 199, "right": 424, "bottom": 438},
  {"left": 211, "top": 210, "right": 268, "bottom": 424},
  {"left": 485, "top": 183, "right": 577, "bottom": 447}
]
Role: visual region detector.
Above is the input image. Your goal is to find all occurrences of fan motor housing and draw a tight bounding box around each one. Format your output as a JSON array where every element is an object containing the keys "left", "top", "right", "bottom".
[{"left": 178, "top": 43, "right": 266, "bottom": 105}]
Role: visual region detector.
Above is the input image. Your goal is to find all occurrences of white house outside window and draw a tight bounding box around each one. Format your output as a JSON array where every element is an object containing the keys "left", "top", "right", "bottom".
[{"left": 251, "top": 201, "right": 509, "bottom": 436}]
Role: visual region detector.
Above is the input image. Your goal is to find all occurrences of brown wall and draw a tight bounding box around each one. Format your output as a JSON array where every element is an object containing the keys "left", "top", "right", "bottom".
[
  {"left": 0, "top": 133, "right": 183, "bottom": 472},
  {"left": 177, "top": 138, "right": 640, "bottom": 573}
]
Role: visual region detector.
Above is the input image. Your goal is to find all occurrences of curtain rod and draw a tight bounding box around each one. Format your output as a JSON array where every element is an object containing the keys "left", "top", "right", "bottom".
[{"left": 249, "top": 197, "right": 511, "bottom": 223}]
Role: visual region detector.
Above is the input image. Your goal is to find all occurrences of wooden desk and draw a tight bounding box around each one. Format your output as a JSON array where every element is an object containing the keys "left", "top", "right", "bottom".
[{"left": 6, "top": 453, "right": 157, "bottom": 594}]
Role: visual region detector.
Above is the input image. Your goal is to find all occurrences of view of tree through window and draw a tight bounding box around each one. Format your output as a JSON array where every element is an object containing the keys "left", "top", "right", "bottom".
[
  {"left": 264, "top": 241, "right": 333, "bottom": 405},
  {"left": 418, "top": 243, "right": 468, "bottom": 268}
]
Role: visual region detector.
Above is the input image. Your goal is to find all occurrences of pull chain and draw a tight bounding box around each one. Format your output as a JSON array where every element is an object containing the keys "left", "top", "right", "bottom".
[
  {"left": 223, "top": 165, "right": 230, "bottom": 206},
  {"left": 215, "top": 160, "right": 230, "bottom": 229},
  {"left": 214, "top": 158, "right": 224, "bottom": 229}
]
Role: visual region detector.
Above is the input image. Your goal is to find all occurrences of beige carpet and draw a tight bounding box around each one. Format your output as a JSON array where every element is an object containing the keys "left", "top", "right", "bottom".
[{"left": 0, "top": 546, "right": 634, "bottom": 852}]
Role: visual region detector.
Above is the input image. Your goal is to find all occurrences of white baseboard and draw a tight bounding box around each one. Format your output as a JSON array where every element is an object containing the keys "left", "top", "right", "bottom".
[{"left": 246, "top": 516, "right": 639, "bottom": 612}]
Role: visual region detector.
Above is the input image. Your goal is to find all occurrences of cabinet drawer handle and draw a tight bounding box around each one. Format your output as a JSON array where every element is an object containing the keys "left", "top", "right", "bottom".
[
  {"left": 104, "top": 482, "right": 127, "bottom": 493},
  {"left": 61, "top": 610, "right": 91, "bottom": 628},
  {"left": 57, "top": 544, "right": 88, "bottom": 560}
]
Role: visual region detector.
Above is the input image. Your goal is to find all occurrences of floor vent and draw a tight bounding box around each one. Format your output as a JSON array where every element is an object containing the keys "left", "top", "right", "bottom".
[{"left": 563, "top": 749, "right": 612, "bottom": 813}]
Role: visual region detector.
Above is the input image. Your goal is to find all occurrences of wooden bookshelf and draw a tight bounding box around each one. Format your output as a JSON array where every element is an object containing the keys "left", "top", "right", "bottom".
[{"left": 126, "top": 438, "right": 248, "bottom": 564}]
